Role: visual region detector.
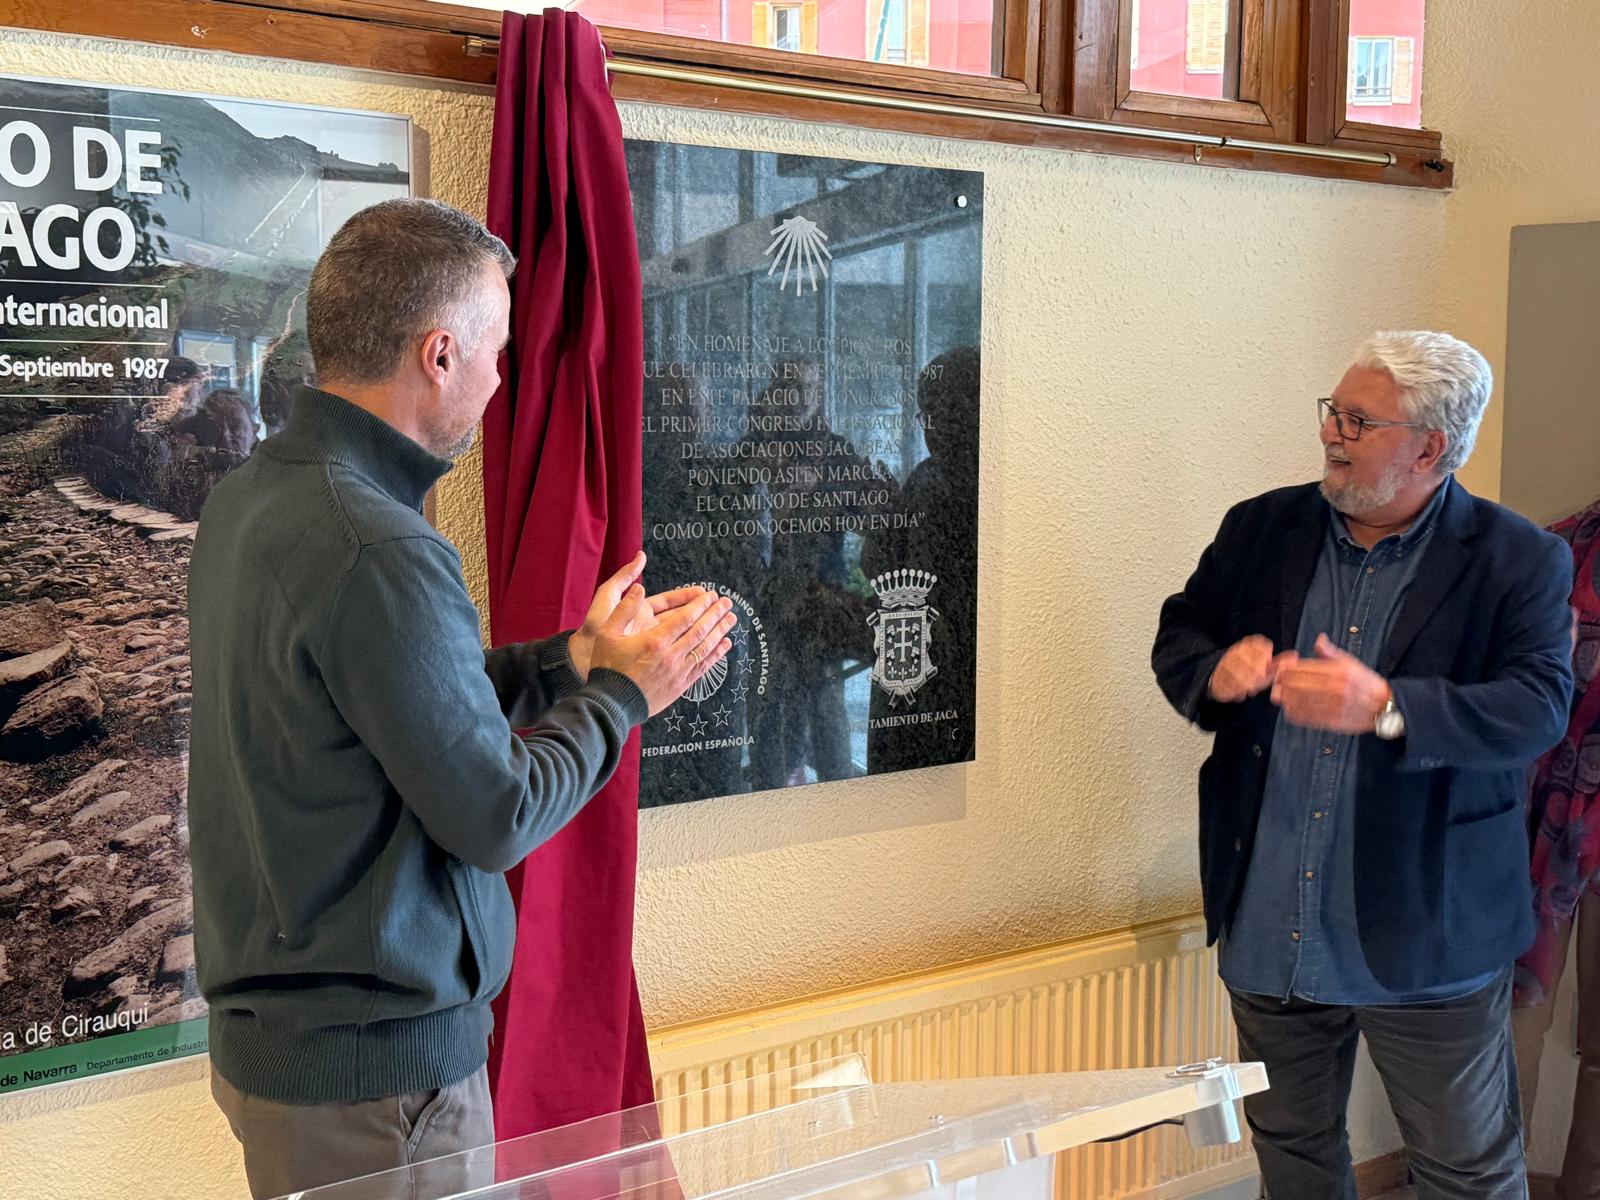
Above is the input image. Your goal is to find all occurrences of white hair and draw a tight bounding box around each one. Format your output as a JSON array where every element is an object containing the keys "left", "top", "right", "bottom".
[{"left": 1352, "top": 330, "right": 1492, "bottom": 475}]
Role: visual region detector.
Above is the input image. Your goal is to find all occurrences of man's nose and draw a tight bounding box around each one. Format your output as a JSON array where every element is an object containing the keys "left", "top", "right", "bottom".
[{"left": 1319, "top": 413, "right": 1343, "bottom": 447}]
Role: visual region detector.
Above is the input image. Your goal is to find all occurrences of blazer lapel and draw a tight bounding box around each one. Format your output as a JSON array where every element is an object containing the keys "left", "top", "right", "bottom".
[
  {"left": 1278, "top": 496, "right": 1325, "bottom": 650},
  {"left": 1379, "top": 479, "right": 1478, "bottom": 675}
]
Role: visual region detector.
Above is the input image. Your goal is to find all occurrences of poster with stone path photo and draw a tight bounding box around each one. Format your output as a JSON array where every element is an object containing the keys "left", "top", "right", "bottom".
[{"left": 0, "top": 75, "right": 410, "bottom": 1094}]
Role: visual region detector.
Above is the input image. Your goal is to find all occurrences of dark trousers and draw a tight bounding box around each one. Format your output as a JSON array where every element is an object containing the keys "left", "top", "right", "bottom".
[{"left": 1229, "top": 972, "right": 1526, "bottom": 1200}]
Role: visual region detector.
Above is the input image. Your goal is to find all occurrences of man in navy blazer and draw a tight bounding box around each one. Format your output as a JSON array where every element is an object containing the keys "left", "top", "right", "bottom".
[{"left": 1153, "top": 331, "right": 1572, "bottom": 1200}]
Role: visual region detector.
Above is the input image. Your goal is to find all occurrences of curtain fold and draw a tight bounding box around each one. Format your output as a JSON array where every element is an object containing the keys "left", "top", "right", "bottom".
[{"left": 481, "top": 9, "right": 654, "bottom": 1139}]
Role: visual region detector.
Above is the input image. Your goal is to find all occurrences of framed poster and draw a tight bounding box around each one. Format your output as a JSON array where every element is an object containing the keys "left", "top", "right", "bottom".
[
  {"left": 629, "top": 142, "right": 983, "bottom": 808},
  {"left": 0, "top": 75, "right": 412, "bottom": 1094}
]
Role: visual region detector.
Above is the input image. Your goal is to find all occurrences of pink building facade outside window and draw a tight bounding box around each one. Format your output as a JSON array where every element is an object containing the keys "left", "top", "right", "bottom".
[
  {"left": 571, "top": 0, "right": 996, "bottom": 75},
  {"left": 1126, "top": 0, "right": 1425, "bottom": 128},
  {"left": 1128, "top": 0, "right": 1227, "bottom": 101},
  {"left": 1347, "top": 0, "right": 1425, "bottom": 129}
]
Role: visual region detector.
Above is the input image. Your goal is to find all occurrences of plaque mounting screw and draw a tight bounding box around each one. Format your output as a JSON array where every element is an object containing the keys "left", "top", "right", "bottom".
[{"left": 955, "top": 195, "right": 968, "bottom": 208}]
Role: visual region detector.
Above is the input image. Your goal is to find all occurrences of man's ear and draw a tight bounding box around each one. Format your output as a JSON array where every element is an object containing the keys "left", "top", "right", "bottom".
[
  {"left": 1415, "top": 428, "right": 1448, "bottom": 474},
  {"left": 419, "top": 329, "right": 452, "bottom": 386}
]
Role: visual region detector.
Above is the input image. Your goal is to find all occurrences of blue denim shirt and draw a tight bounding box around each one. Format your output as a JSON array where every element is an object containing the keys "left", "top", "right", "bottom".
[{"left": 1220, "top": 478, "right": 1496, "bottom": 1004}]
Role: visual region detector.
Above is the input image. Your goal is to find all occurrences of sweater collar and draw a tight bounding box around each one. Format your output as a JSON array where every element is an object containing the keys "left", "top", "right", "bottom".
[{"left": 271, "top": 385, "right": 452, "bottom": 511}]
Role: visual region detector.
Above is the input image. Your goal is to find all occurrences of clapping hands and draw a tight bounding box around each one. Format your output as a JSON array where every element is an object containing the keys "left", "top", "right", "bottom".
[{"left": 1208, "top": 633, "right": 1390, "bottom": 734}]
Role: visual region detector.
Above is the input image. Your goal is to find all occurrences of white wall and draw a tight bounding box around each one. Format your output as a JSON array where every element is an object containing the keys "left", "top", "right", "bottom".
[{"left": 3, "top": 0, "right": 1598, "bottom": 1191}]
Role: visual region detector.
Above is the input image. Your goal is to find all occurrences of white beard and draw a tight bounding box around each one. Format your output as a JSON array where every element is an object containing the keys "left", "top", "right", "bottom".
[{"left": 1320, "top": 459, "right": 1408, "bottom": 515}]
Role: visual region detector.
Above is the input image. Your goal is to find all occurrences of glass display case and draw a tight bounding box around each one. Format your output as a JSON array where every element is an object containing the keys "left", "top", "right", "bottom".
[{"left": 289, "top": 1055, "right": 1267, "bottom": 1200}]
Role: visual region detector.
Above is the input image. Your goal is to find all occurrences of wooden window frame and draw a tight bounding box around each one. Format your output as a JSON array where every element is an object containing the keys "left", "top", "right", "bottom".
[
  {"left": 1, "top": 0, "right": 1451, "bottom": 188},
  {"left": 1070, "top": 0, "right": 1298, "bottom": 143},
  {"left": 598, "top": 3, "right": 1044, "bottom": 108},
  {"left": 1305, "top": 0, "right": 1443, "bottom": 157}
]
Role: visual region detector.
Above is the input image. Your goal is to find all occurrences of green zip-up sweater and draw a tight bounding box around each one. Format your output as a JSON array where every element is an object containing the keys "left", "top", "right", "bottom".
[{"left": 186, "top": 386, "right": 647, "bottom": 1104}]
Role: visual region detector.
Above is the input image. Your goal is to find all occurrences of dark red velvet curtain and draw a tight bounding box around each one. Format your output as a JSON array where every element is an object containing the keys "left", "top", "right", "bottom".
[{"left": 481, "top": 9, "right": 653, "bottom": 1139}]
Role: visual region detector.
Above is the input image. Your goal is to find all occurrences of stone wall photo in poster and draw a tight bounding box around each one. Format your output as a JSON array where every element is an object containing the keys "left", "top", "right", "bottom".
[
  {"left": 0, "top": 75, "right": 410, "bottom": 1093},
  {"left": 630, "top": 142, "right": 982, "bottom": 808}
]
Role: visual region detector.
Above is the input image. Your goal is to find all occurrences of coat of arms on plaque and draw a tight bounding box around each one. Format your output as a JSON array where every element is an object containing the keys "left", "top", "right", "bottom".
[{"left": 868, "top": 569, "right": 940, "bottom": 706}]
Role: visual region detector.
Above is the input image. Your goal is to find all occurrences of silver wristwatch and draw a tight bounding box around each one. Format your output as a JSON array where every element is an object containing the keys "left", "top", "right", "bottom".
[{"left": 1374, "top": 696, "right": 1406, "bottom": 740}]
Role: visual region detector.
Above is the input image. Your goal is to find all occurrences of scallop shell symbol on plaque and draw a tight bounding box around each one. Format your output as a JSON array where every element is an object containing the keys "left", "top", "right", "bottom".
[
  {"left": 764, "top": 215, "right": 832, "bottom": 296},
  {"left": 683, "top": 652, "right": 729, "bottom": 704}
]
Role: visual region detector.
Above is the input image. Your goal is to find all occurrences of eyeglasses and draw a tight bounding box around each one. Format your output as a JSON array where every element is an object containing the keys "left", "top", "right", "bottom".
[{"left": 1318, "top": 398, "right": 1423, "bottom": 441}]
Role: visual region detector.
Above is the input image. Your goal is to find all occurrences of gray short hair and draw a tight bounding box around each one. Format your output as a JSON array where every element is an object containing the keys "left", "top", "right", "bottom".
[
  {"left": 1352, "top": 330, "right": 1492, "bottom": 475},
  {"left": 306, "top": 198, "right": 515, "bottom": 385}
]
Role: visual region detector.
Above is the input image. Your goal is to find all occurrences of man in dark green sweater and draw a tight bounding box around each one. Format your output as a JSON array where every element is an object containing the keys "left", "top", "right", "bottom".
[{"left": 186, "top": 199, "right": 734, "bottom": 1199}]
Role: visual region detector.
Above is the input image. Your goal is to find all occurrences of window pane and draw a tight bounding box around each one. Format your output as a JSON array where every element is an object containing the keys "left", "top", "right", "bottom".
[
  {"left": 879, "top": 0, "right": 909, "bottom": 63},
  {"left": 434, "top": 0, "right": 998, "bottom": 76},
  {"left": 1128, "top": 0, "right": 1234, "bottom": 100},
  {"left": 1347, "top": 0, "right": 1424, "bottom": 128},
  {"left": 774, "top": 4, "right": 803, "bottom": 51}
]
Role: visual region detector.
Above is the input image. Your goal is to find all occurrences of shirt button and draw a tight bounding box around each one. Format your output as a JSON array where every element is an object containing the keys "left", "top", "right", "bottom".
[
  {"left": 1313, "top": 811, "right": 1324, "bottom": 819},
  {"left": 1349, "top": 625, "right": 1360, "bottom": 635},
  {"left": 1291, "top": 931, "right": 1301, "bottom": 942},
  {"left": 1234, "top": 838, "right": 1243, "bottom": 852},
  {"left": 1321, "top": 745, "right": 1334, "bottom": 756},
  {"left": 1367, "top": 567, "right": 1375, "bottom": 575},
  {"left": 1252, "top": 744, "right": 1263, "bottom": 758},
  {"left": 1305, "top": 870, "right": 1315, "bottom": 880}
]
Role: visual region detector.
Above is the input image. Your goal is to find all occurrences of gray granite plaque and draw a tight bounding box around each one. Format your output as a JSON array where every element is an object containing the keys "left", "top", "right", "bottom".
[{"left": 629, "top": 141, "right": 982, "bottom": 807}]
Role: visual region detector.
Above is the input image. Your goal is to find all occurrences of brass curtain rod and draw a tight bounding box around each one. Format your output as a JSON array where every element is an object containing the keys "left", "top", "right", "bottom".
[{"left": 460, "top": 34, "right": 1397, "bottom": 168}]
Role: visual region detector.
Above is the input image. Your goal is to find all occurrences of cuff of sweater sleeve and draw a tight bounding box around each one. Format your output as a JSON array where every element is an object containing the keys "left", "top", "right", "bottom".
[
  {"left": 585, "top": 667, "right": 650, "bottom": 729},
  {"left": 537, "top": 630, "right": 585, "bottom": 702}
]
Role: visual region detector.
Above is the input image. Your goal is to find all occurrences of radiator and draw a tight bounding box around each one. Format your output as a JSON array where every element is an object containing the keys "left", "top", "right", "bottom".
[{"left": 647, "top": 914, "right": 1254, "bottom": 1199}]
